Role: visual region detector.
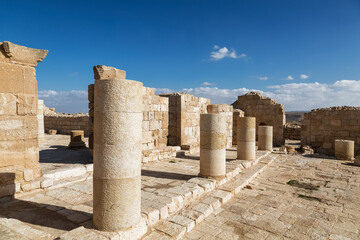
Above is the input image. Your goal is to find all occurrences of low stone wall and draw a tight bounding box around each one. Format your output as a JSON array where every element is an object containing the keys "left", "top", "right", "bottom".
[
  {"left": 301, "top": 106, "right": 360, "bottom": 155},
  {"left": 232, "top": 92, "right": 285, "bottom": 146},
  {"left": 207, "top": 104, "right": 233, "bottom": 148},
  {"left": 44, "top": 113, "right": 90, "bottom": 136},
  {"left": 284, "top": 122, "right": 301, "bottom": 140}
]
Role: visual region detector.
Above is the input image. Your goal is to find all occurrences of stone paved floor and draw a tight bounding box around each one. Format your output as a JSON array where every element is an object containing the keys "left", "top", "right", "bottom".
[{"left": 183, "top": 154, "right": 360, "bottom": 240}]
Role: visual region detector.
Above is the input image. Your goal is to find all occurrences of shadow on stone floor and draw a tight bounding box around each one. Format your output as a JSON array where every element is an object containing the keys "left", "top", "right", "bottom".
[
  {"left": 176, "top": 155, "right": 200, "bottom": 161},
  {"left": 39, "top": 145, "right": 92, "bottom": 164},
  {"left": 302, "top": 154, "right": 337, "bottom": 160},
  {"left": 0, "top": 199, "right": 91, "bottom": 232},
  {"left": 141, "top": 169, "right": 196, "bottom": 180}
]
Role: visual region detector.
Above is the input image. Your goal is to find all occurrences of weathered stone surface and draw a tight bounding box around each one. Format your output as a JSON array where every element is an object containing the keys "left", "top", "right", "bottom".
[
  {"left": 237, "top": 117, "right": 256, "bottom": 160},
  {"left": 258, "top": 126, "right": 273, "bottom": 151},
  {"left": 93, "top": 65, "right": 126, "bottom": 80},
  {"left": 335, "top": 139, "right": 354, "bottom": 160},
  {"left": 1, "top": 41, "right": 48, "bottom": 66}
]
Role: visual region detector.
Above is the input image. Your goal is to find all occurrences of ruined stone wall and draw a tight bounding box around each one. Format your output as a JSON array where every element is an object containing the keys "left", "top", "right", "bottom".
[
  {"left": 142, "top": 87, "right": 169, "bottom": 150},
  {"left": 44, "top": 112, "right": 90, "bottom": 136},
  {"left": 301, "top": 106, "right": 360, "bottom": 155},
  {"left": 37, "top": 100, "right": 45, "bottom": 139},
  {"left": 0, "top": 41, "right": 48, "bottom": 198},
  {"left": 284, "top": 122, "right": 301, "bottom": 140},
  {"left": 232, "top": 92, "right": 285, "bottom": 146},
  {"left": 232, "top": 109, "right": 245, "bottom": 145},
  {"left": 161, "top": 93, "right": 210, "bottom": 152},
  {"left": 207, "top": 104, "right": 233, "bottom": 148}
]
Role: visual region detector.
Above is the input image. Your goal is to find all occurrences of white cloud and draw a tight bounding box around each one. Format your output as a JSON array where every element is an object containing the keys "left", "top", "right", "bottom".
[
  {"left": 39, "top": 79, "right": 360, "bottom": 113},
  {"left": 300, "top": 74, "right": 309, "bottom": 79},
  {"left": 155, "top": 79, "right": 360, "bottom": 111},
  {"left": 258, "top": 76, "right": 268, "bottom": 80},
  {"left": 284, "top": 75, "right": 294, "bottom": 81},
  {"left": 210, "top": 46, "right": 246, "bottom": 61},
  {"left": 202, "top": 82, "right": 216, "bottom": 86},
  {"left": 38, "top": 90, "right": 88, "bottom": 113}
]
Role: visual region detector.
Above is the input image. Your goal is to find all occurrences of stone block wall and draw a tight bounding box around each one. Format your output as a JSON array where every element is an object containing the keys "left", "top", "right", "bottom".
[
  {"left": 232, "top": 92, "right": 285, "bottom": 146},
  {"left": 284, "top": 122, "right": 301, "bottom": 140},
  {"left": 232, "top": 109, "right": 245, "bottom": 145},
  {"left": 301, "top": 106, "right": 360, "bottom": 155},
  {"left": 160, "top": 93, "right": 210, "bottom": 152},
  {"left": 0, "top": 41, "right": 48, "bottom": 198},
  {"left": 207, "top": 104, "right": 233, "bottom": 148},
  {"left": 142, "top": 87, "right": 169, "bottom": 150},
  {"left": 44, "top": 112, "right": 90, "bottom": 136},
  {"left": 37, "top": 100, "right": 45, "bottom": 139}
]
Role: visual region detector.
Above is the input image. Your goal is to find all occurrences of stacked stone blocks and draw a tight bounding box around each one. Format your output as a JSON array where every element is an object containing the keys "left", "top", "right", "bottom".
[
  {"left": 207, "top": 104, "right": 233, "bottom": 148},
  {"left": 0, "top": 41, "right": 48, "bottom": 198},
  {"left": 301, "top": 106, "right": 360, "bottom": 156}
]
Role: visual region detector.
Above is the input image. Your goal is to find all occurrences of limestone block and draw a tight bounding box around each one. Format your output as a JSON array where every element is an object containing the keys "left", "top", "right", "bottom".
[
  {"left": 0, "top": 93, "right": 17, "bottom": 115},
  {"left": 93, "top": 65, "right": 126, "bottom": 80},
  {"left": 335, "top": 140, "right": 354, "bottom": 160},
  {"left": 237, "top": 117, "right": 256, "bottom": 160}
]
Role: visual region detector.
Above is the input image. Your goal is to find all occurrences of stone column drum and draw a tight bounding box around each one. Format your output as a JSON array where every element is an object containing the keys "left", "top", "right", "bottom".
[
  {"left": 335, "top": 139, "right": 354, "bottom": 160},
  {"left": 93, "top": 65, "right": 143, "bottom": 231},
  {"left": 258, "top": 126, "right": 273, "bottom": 151},
  {"left": 237, "top": 117, "right": 256, "bottom": 160},
  {"left": 200, "top": 114, "right": 227, "bottom": 178},
  {"left": 68, "top": 130, "right": 86, "bottom": 149}
]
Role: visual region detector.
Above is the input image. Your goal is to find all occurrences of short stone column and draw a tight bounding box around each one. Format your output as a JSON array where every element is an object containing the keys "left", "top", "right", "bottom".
[
  {"left": 335, "top": 140, "right": 354, "bottom": 160},
  {"left": 200, "top": 114, "right": 227, "bottom": 178},
  {"left": 237, "top": 117, "right": 256, "bottom": 160},
  {"left": 68, "top": 130, "right": 86, "bottom": 149},
  {"left": 37, "top": 100, "right": 45, "bottom": 139},
  {"left": 258, "top": 126, "right": 273, "bottom": 151},
  {"left": 93, "top": 65, "right": 143, "bottom": 231}
]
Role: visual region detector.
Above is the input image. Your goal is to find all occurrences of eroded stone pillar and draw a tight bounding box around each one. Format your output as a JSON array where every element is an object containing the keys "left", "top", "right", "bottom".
[
  {"left": 93, "top": 65, "right": 143, "bottom": 231},
  {"left": 237, "top": 117, "right": 256, "bottom": 160},
  {"left": 37, "top": 100, "right": 45, "bottom": 140},
  {"left": 335, "top": 140, "right": 354, "bottom": 160},
  {"left": 200, "top": 114, "right": 227, "bottom": 178},
  {"left": 258, "top": 126, "right": 273, "bottom": 151},
  {"left": 68, "top": 130, "right": 86, "bottom": 149}
]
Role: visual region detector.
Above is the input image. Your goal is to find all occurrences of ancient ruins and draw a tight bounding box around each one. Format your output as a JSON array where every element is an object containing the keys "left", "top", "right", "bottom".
[{"left": 0, "top": 42, "right": 359, "bottom": 240}]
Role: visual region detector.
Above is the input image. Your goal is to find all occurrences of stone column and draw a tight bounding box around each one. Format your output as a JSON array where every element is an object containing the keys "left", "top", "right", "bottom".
[
  {"left": 237, "top": 117, "right": 256, "bottom": 160},
  {"left": 335, "top": 140, "right": 354, "bottom": 160},
  {"left": 37, "top": 100, "right": 45, "bottom": 140},
  {"left": 93, "top": 65, "right": 143, "bottom": 231},
  {"left": 68, "top": 130, "right": 86, "bottom": 149},
  {"left": 258, "top": 126, "right": 273, "bottom": 151},
  {"left": 200, "top": 114, "right": 227, "bottom": 178}
]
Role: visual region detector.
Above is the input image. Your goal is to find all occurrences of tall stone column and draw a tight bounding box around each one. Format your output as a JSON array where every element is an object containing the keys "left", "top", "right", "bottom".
[
  {"left": 37, "top": 100, "right": 45, "bottom": 140},
  {"left": 200, "top": 114, "right": 227, "bottom": 178},
  {"left": 237, "top": 117, "right": 256, "bottom": 160},
  {"left": 258, "top": 126, "right": 273, "bottom": 151},
  {"left": 93, "top": 65, "right": 143, "bottom": 231},
  {"left": 335, "top": 140, "right": 354, "bottom": 160}
]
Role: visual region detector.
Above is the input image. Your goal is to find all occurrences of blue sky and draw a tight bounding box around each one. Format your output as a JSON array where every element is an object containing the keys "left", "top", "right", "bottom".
[{"left": 2, "top": 0, "right": 360, "bottom": 112}]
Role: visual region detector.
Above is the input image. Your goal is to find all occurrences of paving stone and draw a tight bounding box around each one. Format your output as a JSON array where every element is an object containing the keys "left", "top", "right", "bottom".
[{"left": 156, "top": 221, "right": 186, "bottom": 240}]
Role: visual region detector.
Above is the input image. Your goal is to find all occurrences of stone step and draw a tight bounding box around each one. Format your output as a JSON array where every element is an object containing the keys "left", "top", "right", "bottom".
[
  {"left": 0, "top": 216, "right": 54, "bottom": 240},
  {"left": 141, "top": 154, "right": 277, "bottom": 240}
]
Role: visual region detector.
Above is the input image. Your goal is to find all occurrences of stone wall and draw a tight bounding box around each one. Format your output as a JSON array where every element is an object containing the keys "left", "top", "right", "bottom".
[
  {"left": 207, "top": 104, "right": 233, "bottom": 148},
  {"left": 284, "top": 122, "right": 301, "bottom": 140},
  {"left": 37, "top": 100, "right": 45, "bottom": 139},
  {"left": 0, "top": 41, "right": 48, "bottom": 198},
  {"left": 301, "top": 106, "right": 360, "bottom": 155},
  {"left": 232, "top": 109, "right": 245, "bottom": 145},
  {"left": 44, "top": 112, "right": 90, "bottom": 136},
  {"left": 160, "top": 93, "right": 210, "bottom": 153},
  {"left": 232, "top": 92, "right": 285, "bottom": 146}
]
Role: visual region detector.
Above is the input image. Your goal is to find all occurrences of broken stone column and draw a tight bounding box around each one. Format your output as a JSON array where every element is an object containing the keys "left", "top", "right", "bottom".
[
  {"left": 335, "top": 140, "right": 354, "bottom": 160},
  {"left": 258, "top": 126, "right": 273, "bottom": 151},
  {"left": 93, "top": 65, "right": 143, "bottom": 231},
  {"left": 37, "top": 100, "right": 45, "bottom": 140},
  {"left": 237, "top": 117, "right": 256, "bottom": 160},
  {"left": 68, "top": 130, "right": 86, "bottom": 149},
  {"left": 200, "top": 113, "right": 227, "bottom": 178}
]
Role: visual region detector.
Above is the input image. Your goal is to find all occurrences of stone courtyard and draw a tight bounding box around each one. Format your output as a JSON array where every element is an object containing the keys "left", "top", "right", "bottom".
[{"left": 1, "top": 42, "right": 360, "bottom": 240}]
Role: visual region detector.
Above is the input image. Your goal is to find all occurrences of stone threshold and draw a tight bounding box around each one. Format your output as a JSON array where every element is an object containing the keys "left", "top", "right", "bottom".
[
  {"left": 142, "top": 153, "right": 277, "bottom": 240},
  {"left": 59, "top": 151, "right": 273, "bottom": 240}
]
